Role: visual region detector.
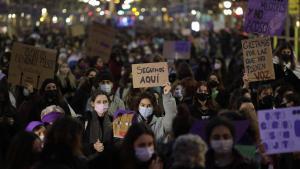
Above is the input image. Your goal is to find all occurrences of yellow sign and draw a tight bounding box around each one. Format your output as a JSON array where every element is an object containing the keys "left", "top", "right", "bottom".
[{"left": 289, "top": 0, "right": 300, "bottom": 15}]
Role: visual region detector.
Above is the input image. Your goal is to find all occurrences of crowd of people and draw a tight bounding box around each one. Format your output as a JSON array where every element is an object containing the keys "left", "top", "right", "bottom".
[{"left": 0, "top": 24, "right": 300, "bottom": 169}]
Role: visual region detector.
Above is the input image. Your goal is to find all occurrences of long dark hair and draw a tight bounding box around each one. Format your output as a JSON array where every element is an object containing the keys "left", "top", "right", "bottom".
[
  {"left": 274, "top": 42, "right": 296, "bottom": 70},
  {"left": 194, "top": 81, "right": 217, "bottom": 111},
  {"left": 5, "top": 131, "right": 40, "bottom": 169},
  {"left": 40, "top": 117, "right": 84, "bottom": 162},
  {"left": 120, "top": 123, "right": 155, "bottom": 169},
  {"left": 135, "top": 91, "right": 160, "bottom": 116}
]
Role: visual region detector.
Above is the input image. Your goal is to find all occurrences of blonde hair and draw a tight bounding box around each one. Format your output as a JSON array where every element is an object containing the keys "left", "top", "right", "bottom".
[
  {"left": 56, "top": 63, "right": 77, "bottom": 89},
  {"left": 41, "top": 105, "right": 65, "bottom": 119}
]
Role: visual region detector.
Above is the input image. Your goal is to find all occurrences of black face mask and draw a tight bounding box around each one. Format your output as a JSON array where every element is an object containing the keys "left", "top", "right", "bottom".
[
  {"left": 89, "top": 77, "right": 96, "bottom": 85},
  {"left": 209, "top": 80, "right": 219, "bottom": 88},
  {"left": 45, "top": 90, "right": 58, "bottom": 102},
  {"left": 259, "top": 95, "right": 274, "bottom": 109},
  {"left": 282, "top": 54, "right": 290, "bottom": 63},
  {"left": 196, "top": 93, "right": 209, "bottom": 102}
]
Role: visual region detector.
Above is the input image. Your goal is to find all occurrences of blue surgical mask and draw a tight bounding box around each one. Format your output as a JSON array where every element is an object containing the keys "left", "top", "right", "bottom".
[
  {"left": 100, "top": 84, "right": 112, "bottom": 94},
  {"left": 139, "top": 106, "right": 153, "bottom": 119},
  {"left": 135, "top": 146, "right": 154, "bottom": 162}
]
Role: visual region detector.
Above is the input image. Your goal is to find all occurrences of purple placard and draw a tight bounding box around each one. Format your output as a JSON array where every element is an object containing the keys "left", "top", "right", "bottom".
[
  {"left": 258, "top": 107, "right": 300, "bottom": 155},
  {"left": 244, "top": 0, "right": 288, "bottom": 36},
  {"left": 190, "top": 120, "right": 250, "bottom": 142},
  {"left": 174, "top": 41, "right": 191, "bottom": 53}
]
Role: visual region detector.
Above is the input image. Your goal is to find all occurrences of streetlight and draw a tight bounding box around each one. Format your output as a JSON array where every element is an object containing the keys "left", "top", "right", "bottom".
[
  {"left": 223, "top": 1, "right": 232, "bottom": 9},
  {"left": 235, "top": 7, "right": 243, "bottom": 15}
]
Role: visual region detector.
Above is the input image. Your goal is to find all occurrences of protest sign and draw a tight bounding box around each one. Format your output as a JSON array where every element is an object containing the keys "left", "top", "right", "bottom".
[
  {"left": 289, "top": 0, "right": 300, "bottom": 15},
  {"left": 241, "top": 37, "right": 275, "bottom": 82},
  {"left": 113, "top": 110, "right": 135, "bottom": 139},
  {"left": 163, "top": 41, "right": 191, "bottom": 60},
  {"left": 86, "top": 23, "right": 116, "bottom": 62},
  {"left": 132, "top": 62, "right": 169, "bottom": 88},
  {"left": 244, "top": 0, "right": 288, "bottom": 36},
  {"left": 8, "top": 43, "right": 57, "bottom": 89},
  {"left": 258, "top": 107, "right": 300, "bottom": 154},
  {"left": 70, "top": 24, "right": 85, "bottom": 37}
]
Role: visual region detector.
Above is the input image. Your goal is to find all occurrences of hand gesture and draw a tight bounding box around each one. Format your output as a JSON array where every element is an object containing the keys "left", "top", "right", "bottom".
[
  {"left": 149, "top": 157, "right": 163, "bottom": 169},
  {"left": 24, "top": 82, "right": 34, "bottom": 93},
  {"left": 163, "top": 82, "right": 171, "bottom": 95},
  {"left": 93, "top": 139, "right": 104, "bottom": 153},
  {"left": 242, "top": 73, "right": 249, "bottom": 89}
]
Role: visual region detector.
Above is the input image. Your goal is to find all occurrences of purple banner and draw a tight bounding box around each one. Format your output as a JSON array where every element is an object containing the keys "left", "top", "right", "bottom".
[
  {"left": 190, "top": 120, "right": 250, "bottom": 142},
  {"left": 258, "top": 107, "right": 300, "bottom": 154},
  {"left": 244, "top": 0, "right": 288, "bottom": 36},
  {"left": 174, "top": 41, "right": 191, "bottom": 53}
]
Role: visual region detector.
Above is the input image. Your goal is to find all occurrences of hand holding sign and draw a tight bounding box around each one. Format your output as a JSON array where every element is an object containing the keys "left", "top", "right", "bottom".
[{"left": 163, "top": 82, "right": 171, "bottom": 95}]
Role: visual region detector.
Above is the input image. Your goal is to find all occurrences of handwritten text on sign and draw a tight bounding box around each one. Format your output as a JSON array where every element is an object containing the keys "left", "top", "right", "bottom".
[
  {"left": 244, "top": 0, "right": 287, "bottom": 36},
  {"left": 8, "top": 43, "right": 57, "bottom": 89},
  {"left": 132, "top": 62, "right": 169, "bottom": 88},
  {"left": 242, "top": 37, "right": 275, "bottom": 82},
  {"left": 258, "top": 107, "right": 300, "bottom": 154}
]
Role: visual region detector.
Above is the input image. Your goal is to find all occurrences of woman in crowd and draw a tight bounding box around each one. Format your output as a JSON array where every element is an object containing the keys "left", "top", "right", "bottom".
[
  {"left": 189, "top": 81, "right": 217, "bottom": 120},
  {"left": 56, "top": 62, "right": 77, "bottom": 102},
  {"left": 133, "top": 83, "right": 177, "bottom": 140},
  {"left": 205, "top": 117, "right": 258, "bottom": 169},
  {"left": 82, "top": 91, "right": 113, "bottom": 160},
  {"left": 35, "top": 117, "right": 88, "bottom": 169},
  {"left": 120, "top": 123, "right": 163, "bottom": 169},
  {"left": 5, "top": 131, "right": 42, "bottom": 169}
]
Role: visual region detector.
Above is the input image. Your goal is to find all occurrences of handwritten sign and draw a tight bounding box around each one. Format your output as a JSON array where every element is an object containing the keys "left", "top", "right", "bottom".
[
  {"left": 70, "top": 24, "right": 85, "bottom": 37},
  {"left": 113, "top": 111, "right": 135, "bottom": 139},
  {"left": 8, "top": 43, "right": 57, "bottom": 89},
  {"left": 258, "top": 107, "right": 300, "bottom": 154},
  {"left": 86, "top": 24, "right": 116, "bottom": 62},
  {"left": 132, "top": 62, "right": 169, "bottom": 88},
  {"left": 289, "top": 0, "right": 300, "bottom": 15},
  {"left": 163, "top": 41, "right": 191, "bottom": 60},
  {"left": 244, "top": 0, "right": 288, "bottom": 35},
  {"left": 241, "top": 37, "right": 275, "bottom": 82}
]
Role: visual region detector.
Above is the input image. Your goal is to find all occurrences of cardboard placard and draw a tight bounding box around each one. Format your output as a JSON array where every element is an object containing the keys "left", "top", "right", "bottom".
[
  {"left": 86, "top": 24, "right": 116, "bottom": 62},
  {"left": 70, "top": 24, "right": 85, "bottom": 37},
  {"left": 8, "top": 43, "right": 57, "bottom": 89},
  {"left": 289, "top": 0, "right": 300, "bottom": 15},
  {"left": 113, "top": 113, "right": 134, "bottom": 138},
  {"left": 244, "top": 0, "right": 288, "bottom": 35},
  {"left": 258, "top": 107, "right": 300, "bottom": 154},
  {"left": 163, "top": 41, "right": 191, "bottom": 60},
  {"left": 241, "top": 37, "right": 275, "bottom": 82},
  {"left": 132, "top": 62, "right": 169, "bottom": 88}
]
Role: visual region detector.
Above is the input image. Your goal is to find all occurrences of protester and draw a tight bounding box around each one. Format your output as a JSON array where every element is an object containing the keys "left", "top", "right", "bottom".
[
  {"left": 5, "top": 131, "right": 42, "bottom": 169},
  {"left": 133, "top": 83, "right": 177, "bottom": 140},
  {"left": 189, "top": 81, "right": 217, "bottom": 120},
  {"left": 120, "top": 122, "right": 163, "bottom": 169},
  {"left": 34, "top": 117, "right": 88, "bottom": 169},
  {"left": 205, "top": 117, "right": 258, "bottom": 169},
  {"left": 82, "top": 91, "right": 113, "bottom": 160}
]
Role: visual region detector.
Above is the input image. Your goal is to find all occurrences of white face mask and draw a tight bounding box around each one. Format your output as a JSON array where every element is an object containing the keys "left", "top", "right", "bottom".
[
  {"left": 210, "top": 139, "right": 233, "bottom": 154},
  {"left": 95, "top": 103, "right": 109, "bottom": 117},
  {"left": 23, "top": 88, "right": 30, "bottom": 96},
  {"left": 135, "top": 146, "right": 154, "bottom": 162},
  {"left": 100, "top": 84, "right": 112, "bottom": 94},
  {"left": 39, "top": 135, "right": 45, "bottom": 142},
  {"left": 139, "top": 106, "right": 153, "bottom": 119}
]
